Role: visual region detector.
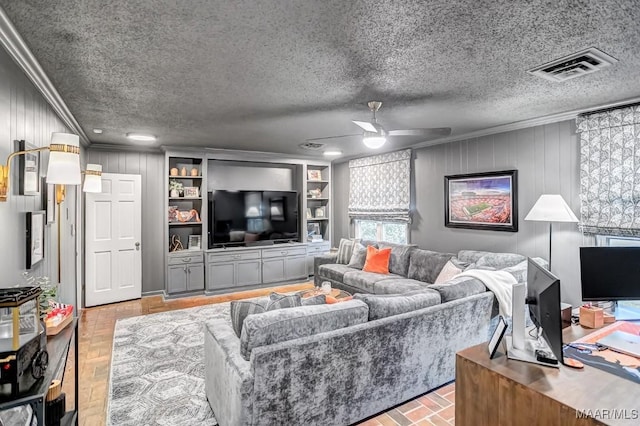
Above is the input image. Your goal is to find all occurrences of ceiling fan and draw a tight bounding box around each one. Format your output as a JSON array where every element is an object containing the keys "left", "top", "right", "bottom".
[{"left": 351, "top": 101, "right": 452, "bottom": 149}]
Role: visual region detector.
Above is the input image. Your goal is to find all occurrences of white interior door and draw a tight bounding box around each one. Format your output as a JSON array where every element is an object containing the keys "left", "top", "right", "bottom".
[{"left": 85, "top": 173, "right": 142, "bottom": 307}]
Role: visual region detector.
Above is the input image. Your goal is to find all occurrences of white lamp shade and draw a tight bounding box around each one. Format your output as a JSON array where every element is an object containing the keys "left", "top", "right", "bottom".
[
  {"left": 83, "top": 164, "right": 102, "bottom": 193},
  {"left": 46, "top": 132, "right": 81, "bottom": 185},
  {"left": 524, "top": 194, "right": 578, "bottom": 223}
]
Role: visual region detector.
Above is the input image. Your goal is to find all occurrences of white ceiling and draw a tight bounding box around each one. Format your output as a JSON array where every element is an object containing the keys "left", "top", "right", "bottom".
[{"left": 1, "top": 0, "right": 639, "bottom": 157}]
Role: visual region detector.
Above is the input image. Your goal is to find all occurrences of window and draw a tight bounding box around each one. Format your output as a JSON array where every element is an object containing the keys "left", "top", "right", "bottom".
[
  {"left": 596, "top": 235, "right": 640, "bottom": 247},
  {"left": 354, "top": 220, "right": 408, "bottom": 244}
]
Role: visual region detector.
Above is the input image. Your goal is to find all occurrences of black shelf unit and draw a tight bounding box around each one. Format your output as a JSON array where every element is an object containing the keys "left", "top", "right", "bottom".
[{"left": 0, "top": 319, "right": 78, "bottom": 425}]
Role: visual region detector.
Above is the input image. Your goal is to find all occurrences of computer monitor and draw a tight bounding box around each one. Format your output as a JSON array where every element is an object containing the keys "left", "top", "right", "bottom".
[
  {"left": 526, "top": 258, "right": 564, "bottom": 365},
  {"left": 579, "top": 247, "right": 640, "bottom": 301}
]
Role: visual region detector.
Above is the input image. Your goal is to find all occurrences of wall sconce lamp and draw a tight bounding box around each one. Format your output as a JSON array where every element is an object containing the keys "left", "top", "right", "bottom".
[
  {"left": 82, "top": 164, "right": 102, "bottom": 193},
  {"left": 0, "top": 132, "right": 81, "bottom": 203}
]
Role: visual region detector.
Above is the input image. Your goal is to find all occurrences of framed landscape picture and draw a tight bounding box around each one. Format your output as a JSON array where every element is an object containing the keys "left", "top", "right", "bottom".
[{"left": 444, "top": 170, "right": 518, "bottom": 232}]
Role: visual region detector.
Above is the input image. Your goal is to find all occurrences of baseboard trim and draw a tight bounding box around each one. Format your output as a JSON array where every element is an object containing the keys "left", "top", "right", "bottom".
[{"left": 142, "top": 290, "right": 167, "bottom": 298}]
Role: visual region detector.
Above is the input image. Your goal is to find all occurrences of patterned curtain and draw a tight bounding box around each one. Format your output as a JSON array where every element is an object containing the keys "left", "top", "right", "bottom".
[
  {"left": 577, "top": 103, "right": 640, "bottom": 236},
  {"left": 348, "top": 149, "right": 411, "bottom": 222}
]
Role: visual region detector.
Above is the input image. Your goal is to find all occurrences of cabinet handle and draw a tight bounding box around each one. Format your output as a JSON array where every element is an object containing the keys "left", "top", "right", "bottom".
[
  {"left": 281, "top": 251, "right": 287, "bottom": 255},
  {"left": 183, "top": 266, "right": 187, "bottom": 273},
  {"left": 232, "top": 255, "right": 241, "bottom": 259},
  {"left": 182, "top": 258, "right": 192, "bottom": 263}
]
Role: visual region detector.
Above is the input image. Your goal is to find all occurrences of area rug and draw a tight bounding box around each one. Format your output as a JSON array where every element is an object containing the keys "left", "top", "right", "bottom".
[{"left": 108, "top": 302, "right": 233, "bottom": 426}]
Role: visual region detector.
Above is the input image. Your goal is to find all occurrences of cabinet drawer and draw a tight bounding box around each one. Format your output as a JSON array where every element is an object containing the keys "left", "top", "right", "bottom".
[
  {"left": 207, "top": 250, "right": 261, "bottom": 263},
  {"left": 262, "top": 246, "right": 307, "bottom": 259},
  {"left": 168, "top": 252, "right": 203, "bottom": 265},
  {"left": 307, "top": 243, "right": 331, "bottom": 254}
]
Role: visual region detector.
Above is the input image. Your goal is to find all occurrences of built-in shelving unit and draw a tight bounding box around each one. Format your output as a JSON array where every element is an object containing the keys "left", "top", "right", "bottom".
[{"left": 305, "top": 164, "right": 331, "bottom": 242}]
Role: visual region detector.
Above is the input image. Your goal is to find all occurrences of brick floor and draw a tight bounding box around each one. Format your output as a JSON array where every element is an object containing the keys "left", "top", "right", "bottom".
[{"left": 72, "top": 282, "right": 457, "bottom": 426}]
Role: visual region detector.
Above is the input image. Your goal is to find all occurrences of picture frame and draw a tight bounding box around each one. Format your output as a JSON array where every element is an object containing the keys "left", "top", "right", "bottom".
[
  {"left": 307, "top": 169, "right": 322, "bottom": 181},
  {"left": 444, "top": 170, "right": 518, "bottom": 232},
  {"left": 314, "top": 206, "right": 326, "bottom": 218},
  {"left": 308, "top": 188, "right": 322, "bottom": 199},
  {"left": 488, "top": 315, "right": 508, "bottom": 359},
  {"left": 26, "top": 211, "right": 45, "bottom": 269},
  {"left": 16, "top": 140, "right": 40, "bottom": 196},
  {"left": 183, "top": 186, "right": 199, "bottom": 198},
  {"left": 307, "top": 222, "right": 320, "bottom": 239},
  {"left": 188, "top": 235, "right": 201, "bottom": 250},
  {"left": 41, "top": 178, "right": 56, "bottom": 224}
]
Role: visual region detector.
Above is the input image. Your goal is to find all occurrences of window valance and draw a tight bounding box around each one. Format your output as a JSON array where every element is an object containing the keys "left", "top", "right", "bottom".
[
  {"left": 577, "top": 103, "right": 640, "bottom": 236},
  {"left": 348, "top": 149, "right": 411, "bottom": 223}
]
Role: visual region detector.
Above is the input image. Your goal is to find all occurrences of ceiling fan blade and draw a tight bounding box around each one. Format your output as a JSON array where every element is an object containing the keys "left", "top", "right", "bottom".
[
  {"left": 305, "top": 134, "right": 361, "bottom": 142},
  {"left": 387, "top": 128, "right": 452, "bottom": 138},
  {"left": 352, "top": 120, "right": 378, "bottom": 132}
]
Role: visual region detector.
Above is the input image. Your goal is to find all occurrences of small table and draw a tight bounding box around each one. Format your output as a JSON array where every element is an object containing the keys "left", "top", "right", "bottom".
[{"left": 298, "top": 288, "right": 352, "bottom": 300}]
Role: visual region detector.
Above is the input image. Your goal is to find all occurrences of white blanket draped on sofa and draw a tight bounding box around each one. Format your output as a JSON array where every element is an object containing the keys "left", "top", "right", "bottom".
[{"left": 455, "top": 270, "right": 517, "bottom": 317}]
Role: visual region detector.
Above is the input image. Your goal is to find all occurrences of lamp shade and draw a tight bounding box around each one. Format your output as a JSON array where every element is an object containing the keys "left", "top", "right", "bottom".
[
  {"left": 46, "top": 132, "right": 81, "bottom": 185},
  {"left": 83, "top": 164, "right": 102, "bottom": 193},
  {"left": 524, "top": 194, "right": 578, "bottom": 223}
]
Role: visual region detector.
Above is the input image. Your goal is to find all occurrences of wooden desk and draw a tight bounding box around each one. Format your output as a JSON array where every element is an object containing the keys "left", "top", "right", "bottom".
[{"left": 455, "top": 324, "right": 640, "bottom": 426}]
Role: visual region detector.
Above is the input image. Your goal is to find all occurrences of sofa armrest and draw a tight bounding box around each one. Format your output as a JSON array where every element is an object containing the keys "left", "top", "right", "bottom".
[
  {"left": 314, "top": 253, "right": 339, "bottom": 285},
  {"left": 204, "top": 319, "right": 254, "bottom": 426}
]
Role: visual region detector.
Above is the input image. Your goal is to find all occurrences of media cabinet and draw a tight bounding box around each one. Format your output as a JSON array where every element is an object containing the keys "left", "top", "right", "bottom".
[{"left": 164, "top": 148, "right": 332, "bottom": 297}]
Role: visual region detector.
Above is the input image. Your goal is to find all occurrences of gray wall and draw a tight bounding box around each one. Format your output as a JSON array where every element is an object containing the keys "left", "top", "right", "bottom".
[
  {"left": 333, "top": 120, "right": 587, "bottom": 306},
  {"left": 86, "top": 149, "right": 165, "bottom": 293},
  {"left": 208, "top": 160, "right": 294, "bottom": 191},
  {"left": 0, "top": 44, "right": 81, "bottom": 305}
]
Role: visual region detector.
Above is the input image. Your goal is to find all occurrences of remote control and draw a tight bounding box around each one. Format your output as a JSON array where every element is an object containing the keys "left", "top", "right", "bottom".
[{"left": 535, "top": 349, "right": 558, "bottom": 365}]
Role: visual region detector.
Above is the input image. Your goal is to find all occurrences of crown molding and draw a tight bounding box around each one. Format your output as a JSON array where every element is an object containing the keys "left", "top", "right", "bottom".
[
  {"left": 0, "top": 7, "right": 90, "bottom": 146},
  {"left": 88, "top": 143, "right": 163, "bottom": 154}
]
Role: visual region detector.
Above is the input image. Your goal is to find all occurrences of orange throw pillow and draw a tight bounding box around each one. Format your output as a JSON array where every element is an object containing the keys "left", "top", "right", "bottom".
[
  {"left": 326, "top": 295, "right": 353, "bottom": 304},
  {"left": 362, "top": 246, "right": 391, "bottom": 274}
]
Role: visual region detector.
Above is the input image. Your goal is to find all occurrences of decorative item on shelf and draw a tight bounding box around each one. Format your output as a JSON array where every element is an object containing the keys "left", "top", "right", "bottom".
[
  {"left": 180, "top": 166, "right": 187, "bottom": 176},
  {"left": 169, "top": 179, "right": 183, "bottom": 198},
  {"left": 311, "top": 234, "right": 323, "bottom": 242},
  {"left": 170, "top": 167, "right": 179, "bottom": 176},
  {"left": 190, "top": 167, "right": 199, "bottom": 176},
  {"left": 444, "top": 170, "right": 518, "bottom": 232},
  {"left": 307, "top": 222, "right": 320, "bottom": 241},
  {"left": 314, "top": 206, "right": 326, "bottom": 218},
  {"left": 183, "top": 186, "right": 199, "bottom": 198},
  {"left": 176, "top": 208, "right": 201, "bottom": 223},
  {"left": 168, "top": 205, "right": 178, "bottom": 222},
  {"left": 307, "top": 169, "right": 322, "bottom": 181},
  {"left": 306, "top": 208, "right": 312, "bottom": 219},
  {"left": 308, "top": 188, "right": 322, "bottom": 199},
  {"left": 23, "top": 272, "right": 57, "bottom": 320},
  {"left": 170, "top": 234, "right": 184, "bottom": 252},
  {"left": 188, "top": 235, "right": 201, "bottom": 250},
  {"left": 44, "top": 301, "right": 74, "bottom": 335}
]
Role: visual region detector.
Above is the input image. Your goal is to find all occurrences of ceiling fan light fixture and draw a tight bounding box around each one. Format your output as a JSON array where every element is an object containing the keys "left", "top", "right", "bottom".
[
  {"left": 126, "top": 132, "right": 157, "bottom": 143},
  {"left": 362, "top": 131, "right": 386, "bottom": 149}
]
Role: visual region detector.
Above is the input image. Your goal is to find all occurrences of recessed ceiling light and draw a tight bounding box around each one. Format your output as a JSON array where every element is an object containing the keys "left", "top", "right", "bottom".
[
  {"left": 323, "top": 150, "right": 342, "bottom": 156},
  {"left": 92, "top": 128, "right": 103, "bottom": 134},
  {"left": 126, "top": 133, "right": 157, "bottom": 142}
]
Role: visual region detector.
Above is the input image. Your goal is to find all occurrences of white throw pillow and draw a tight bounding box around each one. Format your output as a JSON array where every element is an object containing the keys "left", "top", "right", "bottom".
[{"left": 434, "top": 260, "right": 463, "bottom": 284}]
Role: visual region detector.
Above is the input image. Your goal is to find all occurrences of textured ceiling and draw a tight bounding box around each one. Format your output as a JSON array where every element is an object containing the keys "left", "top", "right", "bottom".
[{"left": 1, "top": 0, "right": 639, "bottom": 157}]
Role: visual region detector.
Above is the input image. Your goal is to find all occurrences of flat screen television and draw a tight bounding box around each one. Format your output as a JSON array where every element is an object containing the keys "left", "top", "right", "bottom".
[
  {"left": 208, "top": 190, "right": 299, "bottom": 248},
  {"left": 526, "top": 258, "right": 563, "bottom": 365},
  {"left": 579, "top": 247, "right": 640, "bottom": 301}
]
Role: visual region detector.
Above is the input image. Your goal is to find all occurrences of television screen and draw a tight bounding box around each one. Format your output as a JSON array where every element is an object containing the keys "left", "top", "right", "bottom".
[
  {"left": 580, "top": 247, "right": 640, "bottom": 301},
  {"left": 209, "top": 190, "right": 299, "bottom": 247}
]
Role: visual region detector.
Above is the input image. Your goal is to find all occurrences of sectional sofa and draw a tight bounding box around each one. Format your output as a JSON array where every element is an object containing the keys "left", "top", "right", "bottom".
[{"left": 204, "top": 242, "right": 540, "bottom": 426}]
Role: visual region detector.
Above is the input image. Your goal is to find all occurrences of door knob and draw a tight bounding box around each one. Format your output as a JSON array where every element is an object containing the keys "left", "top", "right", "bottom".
[{"left": 135, "top": 242, "right": 141, "bottom": 251}]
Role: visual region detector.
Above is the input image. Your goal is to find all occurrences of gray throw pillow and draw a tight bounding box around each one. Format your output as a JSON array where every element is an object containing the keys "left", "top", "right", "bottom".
[
  {"left": 347, "top": 242, "right": 368, "bottom": 269},
  {"left": 230, "top": 293, "right": 302, "bottom": 337},
  {"left": 335, "top": 238, "right": 355, "bottom": 264}
]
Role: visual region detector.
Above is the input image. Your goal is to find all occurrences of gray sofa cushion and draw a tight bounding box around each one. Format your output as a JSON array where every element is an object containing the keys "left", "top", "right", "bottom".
[
  {"left": 302, "top": 294, "right": 326, "bottom": 305},
  {"left": 476, "top": 252, "right": 526, "bottom": 269},
  {"left": 407, "top": 249, "right": 455, "bottom": 284},
  {"left": 347, "top": 242, "right": 368, "bottom": 269},
  {"left": 378, "top": 242, "right": 417, "bottom": 276},
  {"left": 230, "top": 297, "right": 269, "bottom": 337},
  {"left": 343, "top": 270, "right": 403, "bottom": 293},
  {"left": 318, "top": 264, "right": 358, "bottom": 283},
  {"left": 373, "top": 278, "right": 429, "bottom": 295},
  {"left": 354, "top": 288, "right": 441, "bottom": 320},
  {"left": 428, "top": 275, "right": 487, "bottom": 302},
  {"left": 457, "top": 250, "right": 491, "bottom": 264},
  {"left": 266, "top": 293, "right": 302, "bottom": 310},
  {"left": 239, "top": 300, "right": 369, "bottom": 360}
]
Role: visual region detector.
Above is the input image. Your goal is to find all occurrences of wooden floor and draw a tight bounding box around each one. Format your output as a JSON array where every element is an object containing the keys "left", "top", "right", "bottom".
[{"left": 73, "top": 282, "right": 456, "bottom": 426}]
